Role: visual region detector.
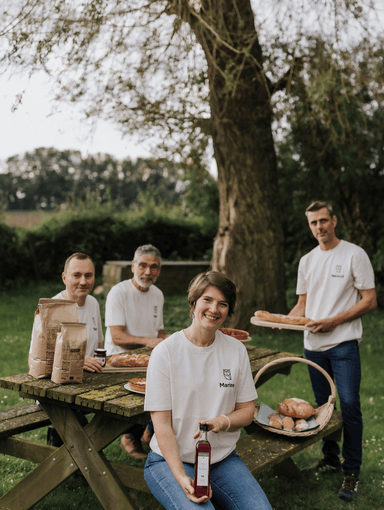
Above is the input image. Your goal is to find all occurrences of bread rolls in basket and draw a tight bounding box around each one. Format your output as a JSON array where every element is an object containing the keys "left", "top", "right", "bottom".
[{"left": 253, "top": 357, "right": 336, "bottom": 437}]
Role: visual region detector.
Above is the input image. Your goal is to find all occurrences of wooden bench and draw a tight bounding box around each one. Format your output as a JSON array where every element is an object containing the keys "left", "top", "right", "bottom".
[
  {"left": 0, "top": 402, "right": 54, "bottom": 465},
  {"left": 240, "top": 409, "right": 343, "bottom": 478},
  {"left": 0, "top": 402, "right": 343, "bottom": 494},
  {"left": 0, "top": 402, "right": 51, "bottom": 439}
]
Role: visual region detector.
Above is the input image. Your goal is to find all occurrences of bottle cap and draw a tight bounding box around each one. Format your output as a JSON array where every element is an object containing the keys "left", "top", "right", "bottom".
[{"left": 199, "top": 423, "right": 209, "bottom": 431}]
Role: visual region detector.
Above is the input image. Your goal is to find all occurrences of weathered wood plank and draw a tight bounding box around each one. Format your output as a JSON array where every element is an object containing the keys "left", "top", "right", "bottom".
[
  {"left": 0, "top": 409, "right": 50, "bottom": 439},
  {"left": 0, "top": 402, "right": 41, "bottom": 420},
  {"left": 0, "top": 373, "right": 35, "bottom": 391},
  {"left": 0, "top": 437, "right": 55, "bottom": 463},
  {"left": 103, "top": 394, "right": 146, "bottom": 418},
  {"left": 247, "top": 347, "right": 279, "bottom": 362},
  {"left": 75, "top": 384, "right": 129, "bottom": 410},
  {"left": 46, "top": 372, "right": 142, "bottom": 403},
  {"left": 20, "top": 378, "right": 59, "bottom": 398}
]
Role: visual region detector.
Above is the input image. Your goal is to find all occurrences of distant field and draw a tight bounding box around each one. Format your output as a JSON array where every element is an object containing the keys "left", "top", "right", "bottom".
[{"left": 2, "top": 210, "right": 57, "bottom": 228}]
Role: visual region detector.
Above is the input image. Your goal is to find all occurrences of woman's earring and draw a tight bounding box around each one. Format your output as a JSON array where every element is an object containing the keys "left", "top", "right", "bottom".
[{"left": 190, "top": 312, "right": 195, "bottom": 319}]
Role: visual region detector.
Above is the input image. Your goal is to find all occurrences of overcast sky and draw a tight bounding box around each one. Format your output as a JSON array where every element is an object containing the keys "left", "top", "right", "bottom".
[{"left": 0, "top": 70, "right": 152, "bottom": 166}]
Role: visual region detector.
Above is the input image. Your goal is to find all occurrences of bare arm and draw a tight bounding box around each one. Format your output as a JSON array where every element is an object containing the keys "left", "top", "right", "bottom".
[
  {"left": 150, "top": 410, "right": 211, "bottom": 504},
  {"left": 110, "top": 325, "right": 165, "bottom": 349},
  {"left": 195, "top": 401, "right": 255, "bottom": 435},
  {"left": 288, "top": 294, "right": 307, "bottom": 318},
  {"left": 308, "top": 288, "right": 377, "bottom": 333}
]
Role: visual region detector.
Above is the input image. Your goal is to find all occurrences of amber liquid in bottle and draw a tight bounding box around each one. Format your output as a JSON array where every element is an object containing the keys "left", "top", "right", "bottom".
[{"left": 194, "top": 424, "right": 211, "bottom": 498}]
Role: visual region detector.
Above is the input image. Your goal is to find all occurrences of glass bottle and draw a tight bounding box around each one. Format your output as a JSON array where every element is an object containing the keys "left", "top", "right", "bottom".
[{"left": 194, "top": 423, "right": 211, "bottom": 498}]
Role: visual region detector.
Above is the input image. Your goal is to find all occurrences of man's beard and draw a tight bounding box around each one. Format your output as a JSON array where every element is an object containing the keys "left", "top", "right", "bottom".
[{"left": 137, "top": 275, "right": 156, "bottom": 289}]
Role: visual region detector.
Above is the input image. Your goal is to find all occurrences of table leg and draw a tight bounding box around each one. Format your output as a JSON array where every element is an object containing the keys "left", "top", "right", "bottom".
[
  {"left": 0, "top": 406, "right": 140, "bottom": 510},
  {"left": 42, "top": 403, "right": 139, "bottom": 510},
  {"left": 0, "top": 446, "right": 78, "bottom": 510}
]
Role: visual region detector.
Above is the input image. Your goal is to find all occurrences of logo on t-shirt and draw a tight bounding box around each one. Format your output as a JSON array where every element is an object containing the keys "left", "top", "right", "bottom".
[
  {"left": 220, "top": 369, "right": 234, "bottom": 388},
  {"left": 223, "top": 369, "right": 232, "bottom": 380},
  {"left": 332, "top": 265, "right": 344, "bottom": 278}
]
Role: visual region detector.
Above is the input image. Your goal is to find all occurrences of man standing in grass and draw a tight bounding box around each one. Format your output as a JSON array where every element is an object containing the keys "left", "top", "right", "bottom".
[
  {"left": 289, "top": 201, "right": 376, "bottom": 502},
  {"left": 105, "top": 244, "right": 168, "bottom": 459}
]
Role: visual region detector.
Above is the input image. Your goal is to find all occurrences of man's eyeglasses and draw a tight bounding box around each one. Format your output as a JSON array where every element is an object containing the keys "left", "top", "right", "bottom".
[{"left": 138, "top": 263, "right": 160, "bottom": 273}]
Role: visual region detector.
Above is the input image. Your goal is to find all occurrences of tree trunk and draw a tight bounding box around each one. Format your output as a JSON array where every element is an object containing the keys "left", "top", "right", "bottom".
[{"left": 188, "top": 0, "right": 287, "bottom": 329}]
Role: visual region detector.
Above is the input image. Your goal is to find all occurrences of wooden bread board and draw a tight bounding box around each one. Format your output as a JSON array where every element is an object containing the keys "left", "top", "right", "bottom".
[{"left": 102, "top": 365, "right": 148, "bottom": 373}]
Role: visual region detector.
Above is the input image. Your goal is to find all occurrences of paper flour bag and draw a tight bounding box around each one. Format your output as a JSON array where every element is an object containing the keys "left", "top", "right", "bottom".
[
  {"left": 29, "top": 299, "right": 78, "bottom": 378},
  {"left": 51, "top": 322, "right": 87, "bottom": 384}
]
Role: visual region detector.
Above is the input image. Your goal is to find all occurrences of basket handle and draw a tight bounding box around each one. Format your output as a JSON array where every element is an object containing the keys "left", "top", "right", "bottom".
[{"left": 253, "top": 356, "right": 336, "bottom": 403}]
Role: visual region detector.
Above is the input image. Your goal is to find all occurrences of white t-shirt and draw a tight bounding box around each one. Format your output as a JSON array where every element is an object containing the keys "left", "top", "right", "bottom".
[
  {"left": 297, "top": 240, "right": 375, "bottom": 352},
  {"left": 144, "top": 330, "right": 257, "bottom": 464},
  {"left": 104, "top": 279, "right": 165, "bottom": 355},
  {"left": 30, "top": 293, "right": 104, "bottom": 357}
]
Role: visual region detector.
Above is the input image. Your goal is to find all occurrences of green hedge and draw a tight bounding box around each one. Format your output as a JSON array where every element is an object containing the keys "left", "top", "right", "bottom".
[
  {"left": 0, "top": 211, "right": 217, "bottom": 285},
  {"left": 0, "top": 223, "right": 28, "bottom": 287}
]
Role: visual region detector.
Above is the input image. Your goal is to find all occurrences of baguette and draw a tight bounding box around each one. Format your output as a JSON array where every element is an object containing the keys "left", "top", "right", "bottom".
[
  {"left": 107, "top": 353, "right": 150, "bottom": 367},
  {"left": 255, "top": 310, "right": 312, "bottom": 326}
]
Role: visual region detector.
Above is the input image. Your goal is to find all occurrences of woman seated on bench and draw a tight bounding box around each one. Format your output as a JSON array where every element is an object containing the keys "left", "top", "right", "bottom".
[{"left": 144, "top": 271, "right": 272, "bottom": 509}]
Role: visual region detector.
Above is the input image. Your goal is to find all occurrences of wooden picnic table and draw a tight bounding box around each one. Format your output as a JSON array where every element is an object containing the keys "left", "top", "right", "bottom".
[{"left": 0, "top": 346, "right": 303, "bottom": 510}]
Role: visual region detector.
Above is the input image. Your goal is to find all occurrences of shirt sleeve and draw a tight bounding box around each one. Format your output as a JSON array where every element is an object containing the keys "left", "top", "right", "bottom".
[
  {"left": 352, "top": 249, "right": 375, "bottom": 290},
  {"left": 157, "top": 293, "right": 165, "bottom": 332},
  {"left": 96, "top": 305, "right": 104, "bottom": 344},
  {"left": 296, "top": 257, "right": 307, "bottom": 295},
  {"left": 144, "top": 342, "right": 172, "bottom": 411},
  {"left": 235, "top": 345, "right": 258, "bottom": 403},
  {"left": 105, "top": 285, "right": 127, "bottom": 327}
]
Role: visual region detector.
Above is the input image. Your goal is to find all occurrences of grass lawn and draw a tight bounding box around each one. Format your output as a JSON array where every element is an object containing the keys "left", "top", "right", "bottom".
[{"left": 1, "top": 281, "right": 383, "bottom": 509}]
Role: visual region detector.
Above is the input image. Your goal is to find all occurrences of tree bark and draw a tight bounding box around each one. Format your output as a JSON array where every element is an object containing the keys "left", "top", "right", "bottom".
[{"left": 186, "top": 0, "right": 287, "bottom": 329}]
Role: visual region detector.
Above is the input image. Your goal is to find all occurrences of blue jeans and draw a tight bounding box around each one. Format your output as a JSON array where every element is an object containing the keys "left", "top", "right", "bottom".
[
  {"left": 144, "top": 450, "right": 272, "bottom": 510},
  {"left": 304, "top": 340, "right": 362, "bottom": 476}
]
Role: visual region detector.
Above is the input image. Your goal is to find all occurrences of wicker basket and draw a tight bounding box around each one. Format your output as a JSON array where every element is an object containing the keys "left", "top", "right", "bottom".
[{"left": 253, "top": 357, "right": 336, "bottom": 437}]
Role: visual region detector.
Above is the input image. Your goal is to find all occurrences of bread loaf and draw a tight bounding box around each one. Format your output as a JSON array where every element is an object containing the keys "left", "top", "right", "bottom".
[
  {"left": 107, "top": 353, "right": 149, "bottom": 367},
  {"left": 277, "top": 398, "right": 315, "bottom": 419},
  {"left": 255, "top": 310, "right": 311, "bottom": 326},
  {"left": 268, "top": 413, "right": 283, "bottom": 429},
  {"left": 282, "top": 416, "right": 295, "bottom": 431},
  {"left": 295, "top": 419, "right": 310, "bottom": 431}
]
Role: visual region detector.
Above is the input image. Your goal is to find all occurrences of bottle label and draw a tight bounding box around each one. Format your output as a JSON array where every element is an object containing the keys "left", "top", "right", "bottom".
[{"left": 196, "top": 452, "right": 209, "bottom": 487}]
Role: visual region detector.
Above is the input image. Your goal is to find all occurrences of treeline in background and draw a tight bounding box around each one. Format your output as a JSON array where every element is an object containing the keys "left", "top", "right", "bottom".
[{"left": 0, "top": 143, "right": 383, "bottom": 308}]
